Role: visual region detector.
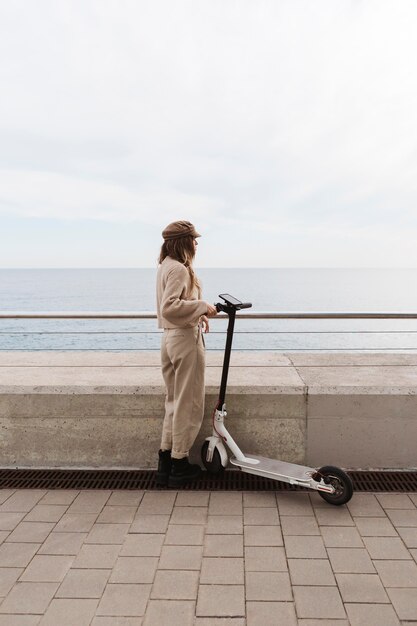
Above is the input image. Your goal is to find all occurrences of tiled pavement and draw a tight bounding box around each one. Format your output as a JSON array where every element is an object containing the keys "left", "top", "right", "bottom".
[{"left": 0, "top": 489, "right": 416, "bottom": 625}]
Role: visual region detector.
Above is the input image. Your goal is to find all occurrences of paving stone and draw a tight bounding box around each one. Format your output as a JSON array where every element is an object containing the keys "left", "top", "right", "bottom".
[
  {"left": 362, "top": 536, "right": 412, "bottom": 560},
  {"left": 91, "top": 616, "right": 143, "bottom": 626},
  {"left": 96, "top": 583, "right": 151, "bottom": 616},
  {"left": 335, "top": 573, "right": 389, "bottom": 603},
  {"left": 314, "top": 508, "right": 355, "bottom": 526},
  {"left": 409, "top": 494, "right": 417, "bottom": 506},
  {"left": 130, "top": 514, "right": 169, "bottom": 534},
  {"left": 276, "top": 493, "right": 314, "bottom": 516},
  {"left": 297, "top": 621, "right": 349, "bottom": 626},
  {"left": 39, "top": 598, "right": 99, "bottom": 625},
  {"left": 320, "top": 526, "right": 363, "bottom": 547},
  {"left": 327, "top": 548, "right": 375, "bottom": 573},
  {"left": 5, "top": 522, "right": 55, "bottom": 544},
  {"left": 374, "top": 559, "right": 417, "bottom": 587},
  {"left": 386, "top": 587, "right": 417, "bottom": 620},
  {"left": 0, "top": 617, "right": 41, "bottom": 626},
  {"left": 246, "top": 571, "right": 292, "bottom": 601},
  {"left": 54, "top": 513, "right": 98, "bottom": 533},
  {"left": 245, "top": 546, "right": 287, "bottom": 571},
  {"left": 39, "top": 491, "right": 79, "bottom": 506},
  {"left": 92, "top": 618, "right": 142, "bottom": 626},
  {"left": 96, "top": 507, "right": 137, "bottom": 524},
  {"left": 164, "top": 524, "right": 204, "bottom": 545},
  {"left": 68, "top": 492, "right": 111, "bottom": 514},
  {"left": 353, "top": 516, "right": 397, "bottom": 537},
  {"left": 158, "top": 545, "right": 203, "bottom": 570},
  {"left": 106, "top": 491, "right": 144, "bottom": 507},
  {"left": 246, "top": 601, "right": 297, "bottom": 626},
  {"left": 207, "top": 515, "right": 243, "bottom": 535},
  {"left": 0, "top": 543, "right": 40, "bottom": 567},
  {"left": 143, "top": 600, "right": 194, "bottom": 626},
  {"left": 0, "top": 533, "right": 8, "bottom": 546},
  {"left": 200, "top": 557, "right": 244, "bottom": 584},
  {"left": 0, "top": 491, "right": 47, "bottom": 513},
  {"left": 0, "top": 568, "right": 24, "bottom": 596},
  {"left": 243, "top": 492, "right": 277, "bottom": 507},
  {"left": 169, "top": 506, "right": 207, "bottom": 525},
  {"left": 20, "top": 555, "right": 74, "bottom": 582},
  {"left": 137, "top": 492, "right": 176, "bottom": 515},
  {"left": 347, "top": 494, "right": 385, "bottom": 517},
  {"left": 85, "top": 523, "right": 130, "bottom": 544},
  {"left": 196, "top": 584, "right": 245, "bottom": 617},
  {"left": 284, "top": 535, "right": 327, "bottom": 558},
  {"left": 38, "top": 532, "right": 87, "bottom": 555},
  {"left": 288, "top": 559, "right": 336, "bottom": 586},
  {"left": 151, "top": 569, "right": 199, "bottom": 600},
  {"left": 73, "top": 544, "right": 121, "bottom": 569},
  {"left": 194, "top": 617, "right": 246, "bottom": 626},
  {"left": 386, "top": 509, "right": 417, "bottom": 527},
  {"left": 0, "top": 491, "right": 15, "bottom": 505},
  {"left": 243, "top": 507, "right": 279, "bottom": 526},
  {"left": 396, "top": 526, "right": 417, "bottom": 548},
  {"left": 345, "top": 603, "right": 400, "bottom": 626},
  {"left": 203, "top": 534, "right": 243, "bottom": 557},
  {"left": 376, "top": 494, "right": 415, "bottom": 509},
  {"left": 281, "top": 516, "right": 319, "bottom": 536},
  {"left": 175, "top": 492, "right": 209, "bottom": 507},
  {"left": 0, "top": 581, "right": 58, "bottom": 614},
  {"left": 209, "top": 493, "right": 242, "bottom": 515},
  {"left": 244, "top": 525, "right": 283, "bottom": 546},
  {"left": 56, "top": 568, "right": 110, "bottom": 598},
  {"left": 120, "top": 534, "right": 164, "bottom": 557},
  {"left": 0, "top": 512, "right": 26, "bottom": 531},
  {"left": 109, "top": 557, "right": 158, "bottom": 584},
  {"left": 24, "top": 505, "right": 68, "bottom": 523},
  {"left": 293, "top": 585, "right": 346, "bottom": 619}
]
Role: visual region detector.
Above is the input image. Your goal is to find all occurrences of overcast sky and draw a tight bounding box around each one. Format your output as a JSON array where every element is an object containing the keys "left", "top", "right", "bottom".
[{"left": 1, "top": 0, "right": 417, "bottom": 268}]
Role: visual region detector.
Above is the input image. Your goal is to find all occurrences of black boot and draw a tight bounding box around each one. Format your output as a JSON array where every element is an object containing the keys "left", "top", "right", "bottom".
[
  {"left": 156, "top": 449, "right": 172, "bottom": 486},
  {"left": 168, "top": 457, "right": 201, "bottom": 487}
]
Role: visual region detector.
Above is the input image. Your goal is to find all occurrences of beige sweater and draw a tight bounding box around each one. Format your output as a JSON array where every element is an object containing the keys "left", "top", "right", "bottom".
[{"left": 156, "top": 256, "right": 208, "bottom": 329}]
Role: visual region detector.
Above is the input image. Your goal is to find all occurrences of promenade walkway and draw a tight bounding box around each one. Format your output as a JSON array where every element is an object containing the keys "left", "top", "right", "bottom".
[{"left": 0, "top": 488, "right": 416, "bottom": 625}]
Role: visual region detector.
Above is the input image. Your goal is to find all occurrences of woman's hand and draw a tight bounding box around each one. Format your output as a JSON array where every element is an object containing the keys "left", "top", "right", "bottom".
[
  {"left": 201, "top": 304, "right": 217, "bottom": 333},
  {"left": 206, "top": 303, "right": 217, "bottom": 317},
  {"left": 200, "top": 315, "right": 210, "bottom": 333}
]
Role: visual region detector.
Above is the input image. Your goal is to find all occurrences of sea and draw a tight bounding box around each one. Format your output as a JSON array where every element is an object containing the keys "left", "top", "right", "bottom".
[{"left": 1, "top": 268, "right": 417, "bottom": 352}]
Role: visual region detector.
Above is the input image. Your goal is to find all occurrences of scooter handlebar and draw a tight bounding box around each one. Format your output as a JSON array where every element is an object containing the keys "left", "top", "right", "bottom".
[{"left": 215, "top": 301, "right": 252, "bottom": 312}]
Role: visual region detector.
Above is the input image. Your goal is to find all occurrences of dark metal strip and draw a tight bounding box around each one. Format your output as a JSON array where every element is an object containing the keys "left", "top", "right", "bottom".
[{"left": 0, "top": 469, "right": 416, "bottom": 491}]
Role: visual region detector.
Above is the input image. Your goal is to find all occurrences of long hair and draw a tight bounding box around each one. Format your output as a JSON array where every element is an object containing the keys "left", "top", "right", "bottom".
[{"left": 158, "top": 235, "right": 201, "bottom": 296}]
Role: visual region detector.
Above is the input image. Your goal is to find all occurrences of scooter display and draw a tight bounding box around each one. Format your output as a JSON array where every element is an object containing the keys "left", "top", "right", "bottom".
[{"left": 201, "top": 294, "right": 353, "bottom": 505}]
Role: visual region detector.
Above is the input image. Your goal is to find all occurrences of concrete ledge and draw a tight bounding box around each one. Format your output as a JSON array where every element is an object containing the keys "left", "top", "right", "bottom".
[{"left": 0, "top": 352, "right": 416, "bottom": 470}]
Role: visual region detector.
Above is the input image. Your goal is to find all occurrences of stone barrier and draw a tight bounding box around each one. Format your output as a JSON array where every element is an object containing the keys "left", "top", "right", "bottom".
[{"left": 0, "top": 352, "right": 416, "bottom": 469}]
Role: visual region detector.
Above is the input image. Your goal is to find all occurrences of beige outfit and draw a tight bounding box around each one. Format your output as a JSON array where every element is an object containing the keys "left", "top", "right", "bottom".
[{"left": 156, "top": 256, "right": 208, "bottom": 459}]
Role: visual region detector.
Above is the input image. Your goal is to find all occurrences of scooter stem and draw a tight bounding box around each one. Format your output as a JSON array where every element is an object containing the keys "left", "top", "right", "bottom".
[{"left": 218, "top": 306, "right": 236, "bottom": 407}]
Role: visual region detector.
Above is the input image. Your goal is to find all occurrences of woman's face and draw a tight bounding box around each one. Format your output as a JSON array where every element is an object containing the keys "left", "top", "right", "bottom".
[{"left": 193, "top": 238, "right": 198, "bottom": 253}]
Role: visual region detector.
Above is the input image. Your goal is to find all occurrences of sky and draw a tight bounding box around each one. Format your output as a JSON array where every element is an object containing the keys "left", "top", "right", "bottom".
[{"left": 1, "top": 0, "right": 417, "bottom": 268}]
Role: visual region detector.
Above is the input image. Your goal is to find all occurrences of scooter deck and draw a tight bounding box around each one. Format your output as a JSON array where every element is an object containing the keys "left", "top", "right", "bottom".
[{"left": 230, "top": 455, "right": 315, "bottom": 485}]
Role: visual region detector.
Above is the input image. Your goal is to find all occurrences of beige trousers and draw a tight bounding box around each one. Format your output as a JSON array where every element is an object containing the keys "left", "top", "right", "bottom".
[{"left": 160, "top": 326, "right": 205, "bottom": 459}]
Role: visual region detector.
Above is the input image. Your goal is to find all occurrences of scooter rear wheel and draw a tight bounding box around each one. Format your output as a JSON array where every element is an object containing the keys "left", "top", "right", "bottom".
[
  {"left": 201, "top": 441, "right": 224, "bottom": 474},
  {"left": 316, "top": 466, "right": 353, "bottom": 506}
]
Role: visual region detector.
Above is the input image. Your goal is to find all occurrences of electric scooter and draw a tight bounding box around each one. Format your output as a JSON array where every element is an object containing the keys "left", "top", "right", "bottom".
[{"left": 201, "top": 294, "right": 353, "bottom": 506}]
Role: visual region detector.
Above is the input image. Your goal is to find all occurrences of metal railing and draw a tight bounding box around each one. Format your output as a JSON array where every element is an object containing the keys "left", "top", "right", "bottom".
[{"left": 1, "top": 311, "right": 417, "bottom": 351}]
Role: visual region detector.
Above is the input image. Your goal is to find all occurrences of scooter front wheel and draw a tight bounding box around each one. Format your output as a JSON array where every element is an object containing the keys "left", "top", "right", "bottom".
[
  {"left": 316, "top": 466, "right": 353, "bottom": 506},
  {"left": 201, "top": 441, "right": 224, "bottom": 474}
]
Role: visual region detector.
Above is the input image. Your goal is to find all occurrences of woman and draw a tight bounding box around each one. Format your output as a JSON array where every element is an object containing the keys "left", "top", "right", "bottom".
[{"left": 156, "top": 220, "right": 217, "bottom": 486}]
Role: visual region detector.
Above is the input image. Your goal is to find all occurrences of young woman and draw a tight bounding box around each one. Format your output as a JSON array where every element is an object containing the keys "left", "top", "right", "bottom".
[{"left": 156, "top": 220, "right": 217, "bottom": 486}]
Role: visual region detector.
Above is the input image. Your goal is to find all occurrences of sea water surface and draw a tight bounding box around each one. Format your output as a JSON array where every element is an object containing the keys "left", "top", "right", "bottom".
[{"left": 1, "top": 268, "right": 417, "bottom": 351}]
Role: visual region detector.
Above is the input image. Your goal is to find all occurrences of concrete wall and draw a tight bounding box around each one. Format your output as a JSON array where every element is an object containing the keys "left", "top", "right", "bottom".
[{"left": 0, "top": 352, "right": 416, "bottom": 470}]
